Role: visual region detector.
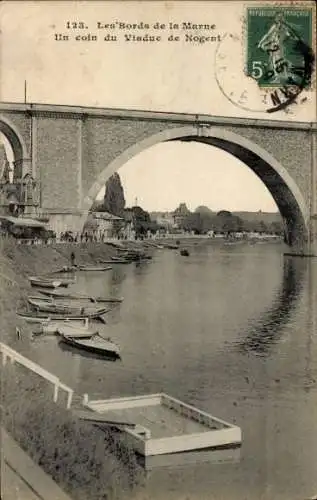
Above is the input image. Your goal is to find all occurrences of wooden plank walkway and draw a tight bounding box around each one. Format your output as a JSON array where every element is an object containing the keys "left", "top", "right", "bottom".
[{"left": 1, "top": 428, "right": 72, "bottom": 500}]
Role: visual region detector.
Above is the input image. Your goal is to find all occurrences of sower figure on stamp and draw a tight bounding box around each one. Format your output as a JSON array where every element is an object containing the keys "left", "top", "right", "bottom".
[{"left": 257, "top": 13, "right": 300, "bottom": 85}]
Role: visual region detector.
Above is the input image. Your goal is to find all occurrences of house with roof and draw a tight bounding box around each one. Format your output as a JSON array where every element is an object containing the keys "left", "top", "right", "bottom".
[{"left": 84, "top": 211, "right": 125, "bottom": 239}]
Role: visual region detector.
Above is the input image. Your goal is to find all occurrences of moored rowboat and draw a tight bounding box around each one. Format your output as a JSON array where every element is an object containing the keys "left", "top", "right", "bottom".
[
  {"left": 32, "top": 320, "right": 98, "bottom": 337},
  {"left": 28, "top": 276, "right": 62, "bottom": 288},
  {"left": 100, "top": 259, "right": 131, "bottom": 265},
  {"left": 17, "top": 308, "right": 108, "bottom": 322},
  {"left": 78, "top": 265, "right": 112, "bottom": 272},
  {"left": 49, "top": 277, "right": 76, "bottom": 286},
  {"left": 27, "top": 297, "right": 109, "bottom": 316},
  {"left": 39, "top": 289, "right": 124, "bottom": 303}
]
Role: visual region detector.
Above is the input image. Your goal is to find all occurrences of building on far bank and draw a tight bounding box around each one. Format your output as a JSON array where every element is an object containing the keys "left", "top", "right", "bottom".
[
  {"left": 172, "top": 203, "right": 191, "bottom": 229},
  {"left": 83, "top": 211, "right": 125, "bottom": 239},
  {"left": 150, "top": 211, "right": 174, "bottom": 232}
]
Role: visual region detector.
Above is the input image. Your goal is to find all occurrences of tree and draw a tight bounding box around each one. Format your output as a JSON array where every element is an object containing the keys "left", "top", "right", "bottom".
[
  {"left": 102, "top": 173, "right": 125, "bottom": 216},
  {"left": 215, "top": 210, "right": 243, "bottom": 235},
  {"left": 183, "top": 213, "right": 203, "bottom": 234},
  {"left": 126, "top": 206, "right": 155, "bottom": 238}
]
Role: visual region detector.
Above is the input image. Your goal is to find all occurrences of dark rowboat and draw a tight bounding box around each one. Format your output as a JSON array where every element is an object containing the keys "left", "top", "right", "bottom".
[
  {"left": 180, "top": 249, "right": 190, "bottom": 256},
  {"left": 163, "top": 244, "right": 179, "bottom": 250},
  {"left": 60, "top": 334, "right": 120, "bottom": 357}
]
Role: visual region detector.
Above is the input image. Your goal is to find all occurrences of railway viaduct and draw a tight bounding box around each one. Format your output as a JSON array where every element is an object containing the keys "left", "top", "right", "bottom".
[{"left": 0, "top": 102, "right": 316, "bottom": 256}]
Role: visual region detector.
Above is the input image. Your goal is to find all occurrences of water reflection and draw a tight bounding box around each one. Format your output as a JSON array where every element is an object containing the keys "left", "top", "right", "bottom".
[{"left": 239, "top": 257, "right": 308, "bottom": 355}]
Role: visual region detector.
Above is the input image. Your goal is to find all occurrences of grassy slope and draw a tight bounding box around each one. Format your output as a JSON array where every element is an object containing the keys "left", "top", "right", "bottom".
[{"left": 0, "top": 239, "right": 145, "bottom": 500}]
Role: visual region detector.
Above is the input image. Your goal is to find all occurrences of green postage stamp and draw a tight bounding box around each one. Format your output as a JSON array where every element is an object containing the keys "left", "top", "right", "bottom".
[{"left": 246, "top": 5, "right": 314, "bottom": 88}]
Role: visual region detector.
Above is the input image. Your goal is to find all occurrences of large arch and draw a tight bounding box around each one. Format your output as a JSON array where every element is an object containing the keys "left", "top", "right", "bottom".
[{"left": 83, "top": 125, "right": 309, "bottom": 252}]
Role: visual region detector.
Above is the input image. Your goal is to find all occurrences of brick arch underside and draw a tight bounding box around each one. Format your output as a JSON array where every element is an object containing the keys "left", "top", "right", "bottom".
[
  {"left": 0, "top": 117, "right": 28, "bottom": 162},
  {"left": 83, "top": 125, "right": 309, "bottom": 249}
]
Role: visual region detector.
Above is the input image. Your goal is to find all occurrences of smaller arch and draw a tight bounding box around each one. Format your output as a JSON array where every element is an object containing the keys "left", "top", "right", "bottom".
[{"left": 0, "top": 114, "right": 29, "bottom": 162}]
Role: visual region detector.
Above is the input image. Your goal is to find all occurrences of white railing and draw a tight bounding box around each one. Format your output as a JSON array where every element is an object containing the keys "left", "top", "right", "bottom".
[{"left": 0, "top": 342, "right": 74, "bottom": 409}]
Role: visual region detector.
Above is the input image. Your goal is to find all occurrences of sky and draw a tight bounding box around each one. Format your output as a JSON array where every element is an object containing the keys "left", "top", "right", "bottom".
[
  {"left": 97, "top": 142, "right": 278, "bottom": 212},
  {"left": 1, "top": 1, "right": 315, "bottom": 212}
]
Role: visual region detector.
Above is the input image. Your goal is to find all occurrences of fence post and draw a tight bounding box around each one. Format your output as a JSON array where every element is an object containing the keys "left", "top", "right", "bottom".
[
  {"left": 53, "top": 384, "right": 59, "bottom": 403},
  {"left": 66, "top": 390, "right": 74, "bottom": 409}
]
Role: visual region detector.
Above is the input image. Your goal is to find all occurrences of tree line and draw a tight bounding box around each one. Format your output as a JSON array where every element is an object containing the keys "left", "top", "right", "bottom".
[{"left": 92, "top": 174, "right": 284, "bottom": 237}]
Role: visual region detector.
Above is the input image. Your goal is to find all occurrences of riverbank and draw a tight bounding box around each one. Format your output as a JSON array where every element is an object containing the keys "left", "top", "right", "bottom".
[
  {"left": 0, "top": 239, "right": 148, "bottom": 500},
  {"left": 1, "top": 362, "right": 144, "bottom": 500},
  {"left": 1, "top": 236, "right": 286, "bottom": 500}
]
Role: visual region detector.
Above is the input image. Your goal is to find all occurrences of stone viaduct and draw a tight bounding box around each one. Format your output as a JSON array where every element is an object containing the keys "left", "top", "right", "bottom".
[{"left": 0, "top": 102, "right": 316, "bottom": 256}]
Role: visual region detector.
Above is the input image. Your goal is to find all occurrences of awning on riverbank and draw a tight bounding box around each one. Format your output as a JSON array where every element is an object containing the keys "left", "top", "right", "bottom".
[{"left": 0, "top": 216, "right": 47, "bottom": 228}]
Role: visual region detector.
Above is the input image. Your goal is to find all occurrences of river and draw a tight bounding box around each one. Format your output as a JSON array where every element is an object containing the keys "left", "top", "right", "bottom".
[{"left": 7, "top": 241, "right": 317, "bottom": 500}]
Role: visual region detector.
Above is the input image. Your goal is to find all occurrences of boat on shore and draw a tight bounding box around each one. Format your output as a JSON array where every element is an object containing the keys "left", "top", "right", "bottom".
[
  {"left": 50, "top": 266, "right": 77, "bottom": 273},
  {"left": 78, "top": 265, "right": 112, "bottom": 272},
  {"left": 32, "top": 319, "right": 98, "bottom": 338},
  {"left": 17, "top": 309, "right": 107, "bottom": 323},
  {"left": 163, "top": 244, "right": 179, "bottom": 250},
  {"left": 59, "top": 334, "right": 120, "bottom": 357},
  {"left": 28, "top": 276, "right": 62, "bottom": 288},
  {"left": 27, "top": 297, "right": 109, "bottom": 316},
  {"left": 39, "top": 289, "right": 124, "bottom": 303},
  {"left": 57, "top": 322, "right": 99, "bottom": 338},
  {"left": 110, "top": 256, "right": 132, "bottom": 263},
  {"left": 29, "top": 275, "right": 76, "bottom": 288},
  {"left": 117, "top": 250, "right": 152, "bottom": 261},
  {"left": 99, "top": 259, "right": 131, "bottom": 265},
  {"left": 53, "top": 276, "right": 76, "bottom": 287}
]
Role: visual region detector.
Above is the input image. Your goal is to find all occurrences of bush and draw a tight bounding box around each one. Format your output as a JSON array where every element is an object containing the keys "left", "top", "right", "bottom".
[{"left": 1, "top": 364, "right": 144, "bottom": 499}]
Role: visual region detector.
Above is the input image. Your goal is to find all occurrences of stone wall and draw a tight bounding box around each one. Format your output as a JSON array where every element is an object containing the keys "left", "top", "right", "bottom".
[{"left": 35, "top": 116, "right": 81, "bottom": 210}]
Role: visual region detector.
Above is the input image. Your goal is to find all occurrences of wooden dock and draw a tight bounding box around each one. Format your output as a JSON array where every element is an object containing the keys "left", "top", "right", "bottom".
[
  {"left": 83, "top": 393, "right": 242, "bottom": 456},
  {"left": 1, "top": 342, "right": 242, "bottom": 461}
]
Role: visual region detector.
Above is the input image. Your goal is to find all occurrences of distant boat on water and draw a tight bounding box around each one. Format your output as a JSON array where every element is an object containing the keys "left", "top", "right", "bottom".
[{"left": 180, "top": 249, "right": 190, "bottom": 256}]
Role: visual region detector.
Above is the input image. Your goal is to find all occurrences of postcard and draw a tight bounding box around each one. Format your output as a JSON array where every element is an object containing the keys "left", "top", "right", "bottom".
[{"left": 1, "top": 1, "right": 316, "bottom": 500}]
